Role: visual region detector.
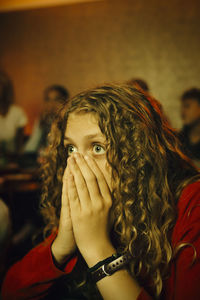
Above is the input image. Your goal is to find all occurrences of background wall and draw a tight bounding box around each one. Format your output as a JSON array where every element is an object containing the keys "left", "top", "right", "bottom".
[{"left": 0, "top": 0, "right": 200, "bottom": 132}]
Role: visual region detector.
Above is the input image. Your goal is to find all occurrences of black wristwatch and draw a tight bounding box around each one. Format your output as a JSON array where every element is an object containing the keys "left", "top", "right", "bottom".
[{"left": 90, "top": 252, "right": 132, "bottom": 283}]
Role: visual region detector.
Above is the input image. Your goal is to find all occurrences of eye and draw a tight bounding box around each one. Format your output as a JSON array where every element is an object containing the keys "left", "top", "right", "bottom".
[
  {"left": 66, "top": 145, "right": 78, "bottom": 156},
  {"left": 92, "top": 144, "right": 105, "bottom": 155}
]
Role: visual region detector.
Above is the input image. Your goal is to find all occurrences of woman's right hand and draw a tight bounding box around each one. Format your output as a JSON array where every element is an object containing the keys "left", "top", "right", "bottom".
[{"left": 51, "top": 164, "right": 76, "bottom": 266}]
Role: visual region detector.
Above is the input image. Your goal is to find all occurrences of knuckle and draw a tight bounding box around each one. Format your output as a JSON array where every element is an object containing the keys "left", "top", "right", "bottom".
[
  {"left": 72, "top": 195, "right": 79, "bottom": 203},
  {"left": 94, "top": 199, "right": 104, "bottom": 211},
  {"left": 96, "top": 204, "right": 103, "bottom": 212},
  {"left": 83, "top": 209, "right": 93, "bottom": 217}
]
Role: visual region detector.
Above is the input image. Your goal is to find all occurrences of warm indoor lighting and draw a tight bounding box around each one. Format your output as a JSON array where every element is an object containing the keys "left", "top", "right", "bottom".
[{"left": 0, "top": 0, "right": 103, "bottom": 12}]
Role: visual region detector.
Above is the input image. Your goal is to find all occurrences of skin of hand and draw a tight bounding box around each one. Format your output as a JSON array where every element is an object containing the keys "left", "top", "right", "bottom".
[
  {"left": 67, "top": 152, "right": 116, "bottom": 267},
  {"left": 51, "top": 164, "right": 77, "bottom": 265}
]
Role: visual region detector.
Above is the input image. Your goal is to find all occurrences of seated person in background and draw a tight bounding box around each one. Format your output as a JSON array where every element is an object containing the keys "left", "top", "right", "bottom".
[
  {"left": 127, "top": 77, "right": 171, "bottom": 126},
  {"left": 179, "top": 88, "right": 200, "bottom": 167},
  {"left": 2, "top": 84, "right": 200, "bottom": 300},
  {"left": 126, "top": 78, "right": 149, "bottom": 93},
  {"left": 0, "top": 198, "right": 11, "bottom": 252},
  {"left": 24, "top": 84, "right": 69, "bottom": 155},
  {"left": 0, "top": 71, "right": 27, "bottom": 164},
  {"left": 0, "top": 198, "right": 11, "bottom": 282}
]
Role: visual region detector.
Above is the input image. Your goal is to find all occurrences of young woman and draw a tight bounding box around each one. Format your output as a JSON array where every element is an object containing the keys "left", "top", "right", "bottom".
[{"left": 2, "top": 84, "right": 200, "bottom": 300}]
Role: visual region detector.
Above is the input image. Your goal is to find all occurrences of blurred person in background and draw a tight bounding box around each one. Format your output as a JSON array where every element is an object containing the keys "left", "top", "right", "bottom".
[
  {"left": 0, "top": 71, "right": 27, "bottom": 165},
  {"left": 23, "top": 85, "right": 69, "bottom": 166},
  {"left": 126, "top": 78, "right": 149, "bottom": 93},
  {"left": 179, "top": 88, "right": 200, "bottom": 167},
  {"left": 0, "top": 198, "right": 11, "bottom": 277},
  {"left": 127, "top": 77, "right": 171, "bottom": 126},
  {"left": 0, "top": 198, "right": 11, "bottom": 251}
]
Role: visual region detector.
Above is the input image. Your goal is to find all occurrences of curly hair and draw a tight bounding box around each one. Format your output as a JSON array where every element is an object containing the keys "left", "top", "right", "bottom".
[{"left": 40, "top": 84, "right": 199, "bottom": 298}]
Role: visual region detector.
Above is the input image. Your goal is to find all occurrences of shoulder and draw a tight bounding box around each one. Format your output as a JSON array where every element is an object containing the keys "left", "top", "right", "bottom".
[
  {"left": 167, "top": 180, "right": 200, "bottom": 300},
  {"left": 9, "top": 104, "right": 26, "bottom": 116},
  {"left": 177, "top": 180, "right": 200, "bottom": 216},
  {"left": 172, "top": 180, "right": 200, "bottom": 246},
  {"left": 9, "top": 105, "right": 27, "bottom": 126}
]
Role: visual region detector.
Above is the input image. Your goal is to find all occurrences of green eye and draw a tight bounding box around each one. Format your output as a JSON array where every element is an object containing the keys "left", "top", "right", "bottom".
[
  {"left": 93, "top": 144, "right": 105, "bottom": 155},
  {"left": 67, "top": 145, "right": 77, "bottom": 156}
]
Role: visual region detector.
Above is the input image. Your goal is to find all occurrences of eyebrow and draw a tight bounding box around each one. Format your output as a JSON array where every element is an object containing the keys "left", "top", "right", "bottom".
[{"left": 64, "top": 133, "right": 105, "bottom": 141}]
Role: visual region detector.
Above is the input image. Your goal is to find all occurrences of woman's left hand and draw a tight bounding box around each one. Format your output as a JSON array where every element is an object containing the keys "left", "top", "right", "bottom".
[{"left": 67, "top": 153, "right": 115, "bottom": 266}]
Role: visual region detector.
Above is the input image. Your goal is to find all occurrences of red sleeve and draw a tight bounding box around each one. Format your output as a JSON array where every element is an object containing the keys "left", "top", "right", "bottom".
[
  {"left": 169, "top": 181, "right": 200, "bottom": 300},
  {"left": 136, "top": 289, "right": 153, "bottom": 300},
  {"left": 137, "top": 181, "right": 200, "bottom": 300},
  {"left": 1, "top": 232, "right": 78, "bottom": 300}
]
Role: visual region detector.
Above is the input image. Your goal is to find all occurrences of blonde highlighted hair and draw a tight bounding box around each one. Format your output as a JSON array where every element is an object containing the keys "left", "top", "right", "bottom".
[{"left": 40, "top": 84, "right": 199, "bottom": 298}]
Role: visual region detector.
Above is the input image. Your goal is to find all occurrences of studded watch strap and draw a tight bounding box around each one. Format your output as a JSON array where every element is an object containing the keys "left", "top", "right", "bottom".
[{"left": 91, "top": 252, "right": 132, "bottom": 283}]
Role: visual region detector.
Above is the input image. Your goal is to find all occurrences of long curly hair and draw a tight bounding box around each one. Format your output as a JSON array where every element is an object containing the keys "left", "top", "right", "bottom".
[{"left": 40, "top": 84, "right": 199, "bottom": 298}]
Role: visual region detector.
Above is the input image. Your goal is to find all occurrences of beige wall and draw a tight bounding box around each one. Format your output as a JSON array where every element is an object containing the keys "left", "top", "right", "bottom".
[
  {"left": 0, "top": 0, "right": 101, "bottom": 12},
  {"left": 0, "top": 0, "right": 200, "bottom": 133}
]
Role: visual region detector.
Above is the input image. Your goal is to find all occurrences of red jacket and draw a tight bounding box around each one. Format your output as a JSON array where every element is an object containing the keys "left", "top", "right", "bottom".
[{"left": 1, "top": 181, "right": 200, "bottom": 300}]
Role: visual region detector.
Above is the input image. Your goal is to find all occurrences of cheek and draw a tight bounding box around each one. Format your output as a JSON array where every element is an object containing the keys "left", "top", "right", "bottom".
[{"left": 183, "top": 107, "right": 193, "bottom": 119}]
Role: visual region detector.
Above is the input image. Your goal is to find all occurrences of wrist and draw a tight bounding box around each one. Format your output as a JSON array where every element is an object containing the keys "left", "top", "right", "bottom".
[
  {"left": 89, "top": 252, "right": 133, "bottom": 283},
  {"left": 51, "top": 238, "right": 75, "bottom": 266},
  {"left": 82, "top": 241, "right": 116, "bottom": 268}
]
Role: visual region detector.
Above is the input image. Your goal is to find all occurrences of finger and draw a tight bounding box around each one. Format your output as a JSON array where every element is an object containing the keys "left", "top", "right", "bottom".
[
  {"left": 73, "top": 153, "right": 101, "bottom": 200},
  {"left": 68, "top": 156, "right": 91, "bottom": 210},
  {"left": 62, "top": 164, "right": 70, "bottom": 209},
  {"left": 84, "top": 155, "right": 112, "bottom": 207},
  {"left": 59, "top": 165, "right": 72, "bottom": 230},
  {"left": 67, "top": 169, "right": 81, "bottom": 215}
]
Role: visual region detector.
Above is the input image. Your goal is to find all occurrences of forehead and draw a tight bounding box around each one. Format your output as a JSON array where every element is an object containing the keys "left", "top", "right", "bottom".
[{"left": 65, "top": 112, "right": 103, "bottom": 137}]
